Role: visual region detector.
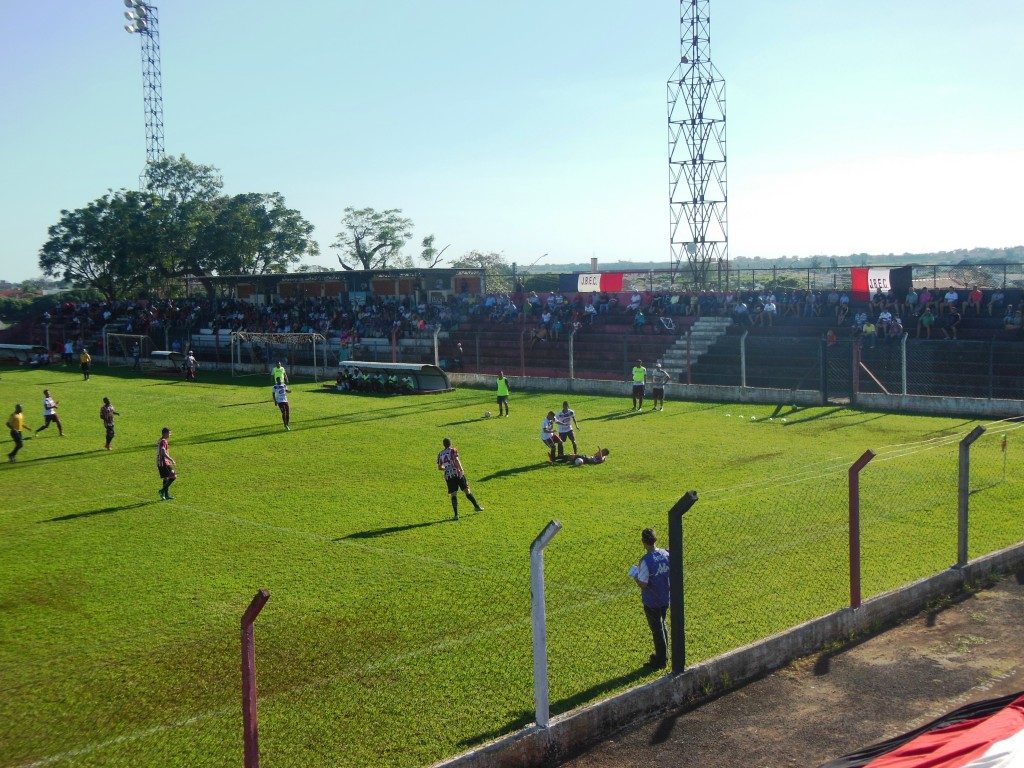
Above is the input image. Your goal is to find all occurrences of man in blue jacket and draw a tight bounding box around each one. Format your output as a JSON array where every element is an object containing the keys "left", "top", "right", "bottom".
[{"left": 632, "top": 527, "right": 670, "bottom": 669}]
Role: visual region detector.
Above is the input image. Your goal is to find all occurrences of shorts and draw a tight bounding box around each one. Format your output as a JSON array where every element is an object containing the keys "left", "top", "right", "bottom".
[
  {"left": 43, "top": 414, "right": 60, "bottom": 426},
  {"left": 158, "top": 464, "right": 177, "bottom": 480},
  {"left": 652, "top": 387, "right": 665, "bottom": 399},
  {"left": 277, "top": 402, "right": 290, "bottom": 415},
  {"left": 81, "top": 363, "right": 90, "bottom": 373},
  {"left": 496, "top": 395, "right": 508, "bottom": 405},
  {"left": 557, "top": 430, "right": 575, "bottom": 443},
  {"left": 445, "top": 475, "right": 469, "bottom": 494},
  {"left": 105, "top": 425, "right": 115, "bottom": 442},
  {"left": 632, "top": 383, "right": 646, "bottom": 395}
]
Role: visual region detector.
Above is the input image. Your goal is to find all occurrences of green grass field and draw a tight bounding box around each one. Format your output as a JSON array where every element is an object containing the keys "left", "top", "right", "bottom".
[{"left": 1, "top": 366, "right": 1021, "bottom": 768}]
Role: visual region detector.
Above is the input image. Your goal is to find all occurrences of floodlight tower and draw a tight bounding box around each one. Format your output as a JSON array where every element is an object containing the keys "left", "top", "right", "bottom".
[
  {"left": 123, "top": 0, "right": 166, "bottom": 166},
  {"left": 667, "top": 0, "right": 728, "bottom": 288}
]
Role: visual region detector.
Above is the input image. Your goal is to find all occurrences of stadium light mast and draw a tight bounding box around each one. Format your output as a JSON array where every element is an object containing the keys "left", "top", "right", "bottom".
[
  {"left": 123, "top": 0, "right": 166, "bottom": 175},
  {"left": 667, "top": 0, "right": 728, "bottom": 288}
]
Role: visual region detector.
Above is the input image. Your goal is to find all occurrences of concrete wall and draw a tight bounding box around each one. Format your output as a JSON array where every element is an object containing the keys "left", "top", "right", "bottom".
[
  {"left": 857, "top": 392, "right": 1024, "bottom": 419},
  {"left": 450, "top": 373, "right": 825, "bottom": 407},
  {"left": 431, "top": 541, "right": 1024, "bottom": 768}
]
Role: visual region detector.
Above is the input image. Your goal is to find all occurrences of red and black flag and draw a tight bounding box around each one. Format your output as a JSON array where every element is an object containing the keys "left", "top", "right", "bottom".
[
  {"left": 819, "top": 690, "right": 1024, "bottom": 768},
  {"left": 850, "top": 266, "right": 914, "bottom": 302}
]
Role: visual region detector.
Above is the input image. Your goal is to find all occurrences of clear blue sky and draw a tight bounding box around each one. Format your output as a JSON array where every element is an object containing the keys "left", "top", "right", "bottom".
[{"left": 1, "top": 0, "right": 1022, "bottom": 282}]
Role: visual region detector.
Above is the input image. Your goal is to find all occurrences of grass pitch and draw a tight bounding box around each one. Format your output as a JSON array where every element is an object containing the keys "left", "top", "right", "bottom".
[{"left": 1, "top": 367, "right": 1020, "bottom": 767}]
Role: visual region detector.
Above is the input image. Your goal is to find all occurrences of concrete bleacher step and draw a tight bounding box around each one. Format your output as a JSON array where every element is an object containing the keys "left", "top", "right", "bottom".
[{"left": 660, "top": 316, "right": 734, "bottom": 376}]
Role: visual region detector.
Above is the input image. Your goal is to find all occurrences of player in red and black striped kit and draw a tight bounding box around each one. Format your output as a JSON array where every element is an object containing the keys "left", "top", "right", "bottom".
[{"left": 437, "top": 437, "right": 484, "bottom": 520}]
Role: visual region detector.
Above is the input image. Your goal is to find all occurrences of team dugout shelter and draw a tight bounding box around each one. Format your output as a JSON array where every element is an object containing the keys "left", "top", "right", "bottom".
[
  {"left": 334, "top": 361, "right": 452, "bottom": 394},
  {"left": 200, "top": 267, "right": 486, "bottom": 304}
]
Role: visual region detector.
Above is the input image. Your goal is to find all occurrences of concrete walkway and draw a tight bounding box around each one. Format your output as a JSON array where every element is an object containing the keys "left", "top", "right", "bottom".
[{"left": 561, "top": 570, "right": 1024, "bottom": 768}]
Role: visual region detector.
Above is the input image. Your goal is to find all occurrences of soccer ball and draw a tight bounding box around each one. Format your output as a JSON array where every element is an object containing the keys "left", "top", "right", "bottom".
[
  {"left": 574, "top": 457, "right": 584, "bottom": 466},
  {"left": 484, "top": 411, "right": 492, "bottom": 419}
]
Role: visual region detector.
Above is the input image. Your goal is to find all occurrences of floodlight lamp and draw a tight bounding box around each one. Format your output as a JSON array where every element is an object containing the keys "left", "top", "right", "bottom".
[
  {"left": 124, "top": 10, "right": 136, "bottom": 20},
  {"left": 124, "top": 0, "right": 134, "bottom": 6},
  {"left": 135, "top": 18, "right": 148, "bottom": 31},
  {"left": 124, "top": 22, "right": 136, "bottom": 33}
]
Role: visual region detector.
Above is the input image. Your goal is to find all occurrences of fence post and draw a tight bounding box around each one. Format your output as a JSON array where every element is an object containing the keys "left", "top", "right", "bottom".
[
  {"left": 519, "top": 328, "right": 526, "bottom": 378},
  {"left": 475, "top": 331, "right": 480, "bottom": 374},
  {"left": 568, "top": 328, "right": 575, "bottom": 383},
  {"left": 530, "top": 520, "right": 562, "bottom": 728},
  {"left": 900, "top": 333, "right": 908, "bottom": 395},
  {"left": 987, "top": 341, "right": 995, "bottom": 400},
  {"left": 739, "top": 330, "right": 748, "bottom": 387},
  {"left": 685, "top": 330, "right": 692, "bottom": 385},
  {"left": 668, "top": 491, "right": 698, "bottom": 674},
  {"left": 241, "top": 589, "right": 270, "bottom": 768},
  {"left": 819, "top": 336, "right": 828, "bottom": 401},
  {"left": 848, "top": 450, "right": 875, "bottom": 609},
  {"left": 851, "top": 341, "right": 861, "bottom": 400},
  {"left": 957, "top": 426, "right": 987, "bottom": 566},
  {"left": 433, "top": 325, "right": 441, "bottom": 367}
]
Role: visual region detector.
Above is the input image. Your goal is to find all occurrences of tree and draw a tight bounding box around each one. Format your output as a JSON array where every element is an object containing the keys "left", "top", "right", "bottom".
[
  {"left": 332, "top": 207, "right": 413, "bottom": 270},
  {"left": 38, "top": 190, "right": 162, "bottom": 301},
  {"left": 200, "top": 193, "right": 319, "bottom": 276},
  {"left": 452, "top": 250, "right": 514, "bottom": 292},
  {"left": 418, "top": 234, "right": 450, "bottom": 268}
]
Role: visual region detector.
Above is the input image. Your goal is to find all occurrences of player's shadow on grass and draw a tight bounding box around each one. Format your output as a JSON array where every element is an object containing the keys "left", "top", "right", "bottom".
[
  {"left": 42, "top": 500, "right": 155, "bottom": 522},
  {"left": 15, "top": 448, "right": 107, "bottom": 464},
  {"left": 589, "top": 410, "right": 646, "bottom": 422},
  {"left": 456, "top": 667, "right": 651, "bottom": 749},
  {"left": 438, "top": 417, "right": 488, "bottom": 426},
  {"left": 779, "top": 406, "right": 846, "bottom": 425},
  {"left": 334, "top": 518, "right": 453, "bottom": 540},
  {"left": 478, "top": 462, "right": 550, "bottom": 481}
]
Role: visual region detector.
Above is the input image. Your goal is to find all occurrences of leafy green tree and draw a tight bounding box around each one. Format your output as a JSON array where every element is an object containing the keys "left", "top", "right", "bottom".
[
  {"left": 38, "top": 190, "right": 162, "bottom": 301},
  {"left": 332, "top": 207, "right": 413, "bottom": 270},
  {"left": 418, "top": 234, "right": 450, "bottom": 268},
  {"left": 452, "top": 250, "right": 514, "bottom": 292}
]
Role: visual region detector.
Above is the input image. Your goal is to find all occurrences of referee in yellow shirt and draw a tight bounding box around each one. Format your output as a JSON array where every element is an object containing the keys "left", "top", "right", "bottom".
[
  {"left": 272, "top": 361, "right": 288, "bottom": 385},
  {"left": 7, "top": 404, "right": 31, "bottom": 463}
]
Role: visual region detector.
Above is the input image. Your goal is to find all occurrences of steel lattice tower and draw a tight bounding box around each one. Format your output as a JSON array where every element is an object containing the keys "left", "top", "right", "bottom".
[
  {"left": 123, "top": 1, "right": 165, "bottom": 164},
  {"left": 667, "top": 0, "right": 727, "bottom": 288}
]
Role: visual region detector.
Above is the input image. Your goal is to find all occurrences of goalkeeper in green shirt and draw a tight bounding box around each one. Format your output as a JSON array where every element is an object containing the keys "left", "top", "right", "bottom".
[{"left": 495, "top": 372, "right": 511, "bottom": 417}]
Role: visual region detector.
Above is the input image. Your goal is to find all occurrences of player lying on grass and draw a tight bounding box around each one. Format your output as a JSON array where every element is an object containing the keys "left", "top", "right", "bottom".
[{"left": 567, "top": 447, "right": 610, "bottom": 466}]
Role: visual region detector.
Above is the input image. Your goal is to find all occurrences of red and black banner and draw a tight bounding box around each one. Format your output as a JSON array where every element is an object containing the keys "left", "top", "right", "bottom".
[
  {"left": 558, "top": 273, "right": 625, "bottom": 293},
  {"left": 850, "top": 266, "right": 913, "bottom": 302},
  {"left": 820, "top": 691, "right": 1024, "bottom": 768}
]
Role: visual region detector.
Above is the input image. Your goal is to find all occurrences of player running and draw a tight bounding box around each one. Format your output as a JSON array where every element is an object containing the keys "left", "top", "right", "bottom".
[
  {"left": 541, "top": 410, "right": 563, "bottom": 464},
  {"left": 631, "top": 360, "right": 647, "bottom": 411},
  {"left": 156, "top": 427, "right": 177, "bottom": 500},
  {"left": 437, "top": 437, "right": 484, "bottom": 520},
  {"left": 554, "top": 400, "right": 580, "bottom": 459},
  {"left": 184, "top": 351, "right": 198, "bottom": 381},
  {"left": 7, "top": 404, "right": 31, "bottom": 463},
  {"left": 496, "top": 371, "right": 511, "bottom": 417},
  {"left": 650, "top": 362, "right": 670, "bottom": 411},
  {"left": 35, "top": 389, "right": 65, "bottom": 437},
  {"left": 272, "top": 381, "right": 291, "bottom": 430},
  {"left": 100, "top": 397, "right": 120, "bottom": 450}
]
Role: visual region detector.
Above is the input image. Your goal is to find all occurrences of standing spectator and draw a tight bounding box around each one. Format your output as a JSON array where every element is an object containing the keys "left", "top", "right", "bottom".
[
  {"left": 554, "top": 400, "right": 580, "bottom": 458},
  {"left": 942, "top": 309, "right": 962, "bottom": 339},
  {"left": 100, "top": 397, "right": 120, "bottom": 451},
  {"left": 495, "top": 371, "right": 510, "bottom": 417},
  {"left": 436, "top": 437, "right": 483, "bottom": 520},
  {"left": 131, "top": 342, "right": 141, "bottom": 370},
  {"left": 35, "top": 389, "right": 65, "bottom": 437},
  {"left": 156, "top": 427, "right": 177, "bottom": 500},
  {"left": 6, "top": 404, "right": 31, "bottom": 463},
  {"left": 272, "top": 381, "right": 291, "bottom": 431},
  {"left": 453, "top": 342, "right": 464, "bottom": 371},
  {"left": 63, "top": 340, "right": 74, "bottom": 365},
  {"left": 650, "top": 362, "right": 670, "bottom": 411},
  {"left": 80, "top": 348, "right": 92, "bottom": 380},
  {"left": 631, "top": 360, "right": 647, "bottom": 411},
  {"left": 631, "top": 527, "right": 670, "bottom": 669},
  {"left": 272, "top": 361, "right": 288, "bottom": 385}
]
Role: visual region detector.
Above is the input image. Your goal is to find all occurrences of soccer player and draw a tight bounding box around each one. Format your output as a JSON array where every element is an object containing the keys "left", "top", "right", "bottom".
[
  {"left": 631, "top": 359, "right": 647, "bottom": 411},
  {"left": 80, "top": 348, "right": 92, "bottom": 380},
  {"left": 272, "top": 361, "right": 288, "bottom": 386},
  {"left": 100, "top": 397, "right": 120, "bottom": 450},
  {"left": 554, "top": 400, "right": 580, "bottom": 458},
  {"left": 569, "top": 447, "right": 610, "bottom": 465},
  {"left": 156, "top": 427, "right": 177, "bottom": 500},
  {"left": 35, "top": 390, "right": 65, "bottom": 437},
  {"left": 272, "top": 381, "right": 291, "bottom": 430},
  {"left": 650, "top": 362, "right": 670, "bottom": 411},
  {"left": 7, "top": 404, "right": 31, "bottom": 463},
  {"left": 540, "top": 410, "right": 562, "bottom": 464},
  {"left": 495, "top": 371, "right": 511, "bottom": 417},
  {"left": 436, "top": 437, "right": 483, "bottom": 520},
  {"left": 184, "top": 351, "right": 198, "bottom": 381}
]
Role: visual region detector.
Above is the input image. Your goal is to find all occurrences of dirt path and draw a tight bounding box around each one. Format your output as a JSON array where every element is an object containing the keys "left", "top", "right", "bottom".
[{"left": 562, "top": 571, "right": 1024, "bottom": 768}]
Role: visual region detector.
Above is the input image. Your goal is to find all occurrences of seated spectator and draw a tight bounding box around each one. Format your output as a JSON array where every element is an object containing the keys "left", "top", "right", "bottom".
[
  {"left": 886, "top": 317, "right": 904, "bottom": 343},
  {"left": 763, "top": 300, "right": 778, "bottom": 326},
  {"left": 804, "top": 291, "right": 822, "bottom": 317},
  {"left": 861, "top": 318, "right": 877, "bottom": 347},
  {"left": 850, "top": 308, "right": 866, "bottom": 331},
  {"left": 918, "top": 288, "right": 933, "bottom": 312},
  {"left": 941, "top": 288, "right": 959, "bottom": 315},
  {"left": 870, "top": 290, "right": 886, "bottom": 314},
  {"left": 825, "top": 329, "right": 837, "bottom": 346},
  {"left": 902, "top": 288, "right": 918, "bottom": 318},
  {"left": 987, "top": 290, "right": 1006, "bottom": 317},
  {"left": 529, "top": 325, "right": 548, "bottom": 348},
  {"left": 632, "top": 311, "right": 647, "bottom": 333},
  {"left": 583, "top": 301, "right": 597, "bottom": 325},
  {"left": 917, "top": 306, "right": 935, "bottom": 339},
  {"left": 962, "top": 286, "right": 983, "bottom": 316},
  {"left": 733, "top": 301, "right": 751, "bottom": 326},
  {"left": 628, "top": 292, "right": 642, "bottom": 313},
  {"left": 1004, "top": 306, "right": 1021, "bottom": 332}
]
